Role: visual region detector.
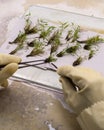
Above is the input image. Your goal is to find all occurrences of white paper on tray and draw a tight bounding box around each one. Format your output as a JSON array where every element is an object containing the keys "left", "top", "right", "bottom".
[{"left": 0, "top": 6, "right": 104, "bottom": 89}]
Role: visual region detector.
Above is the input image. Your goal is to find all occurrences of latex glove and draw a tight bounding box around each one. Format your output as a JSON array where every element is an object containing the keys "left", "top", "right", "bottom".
[
  {"left": 57, "top": 65, "right": 104, "bottom": 114},
  {"left": 77, "top": 101, "right": 104, "bottom": 130},
  {"left": 0, "top": 53, "right": 21, "bottom": 87}
]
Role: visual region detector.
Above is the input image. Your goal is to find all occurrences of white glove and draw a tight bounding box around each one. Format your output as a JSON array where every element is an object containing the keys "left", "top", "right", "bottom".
[
  {"left": 57, "top": 65, "right": 104, "bottom": 130},
  {"left": 0, "top": 53, "right": 21, "bottom": 87}
]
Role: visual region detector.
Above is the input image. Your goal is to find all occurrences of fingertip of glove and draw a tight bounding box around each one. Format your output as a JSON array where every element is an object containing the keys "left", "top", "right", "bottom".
[
  {"left": 4, "top": 63, "right": 19, "bottom": 75},
  {"left": 0, "top": 53, "right": 22, "bottom": 65},
  {"left": 18, "top": 57, "right": 22, "bottom": 63},
  {"left": 57, "top": 65, "right": 73, "bottom": 76},
  {"left": 0, "top": 63, "right": 18, "bottom": 83},
  {"left": 0, "top": 80, "right": 8, "bottom": 88},
  {"left": 11, "top": 55, "right": 22, "bottom": 63},
  {"left": 8, "top": 62, "right": 18, "bottom": 72}
]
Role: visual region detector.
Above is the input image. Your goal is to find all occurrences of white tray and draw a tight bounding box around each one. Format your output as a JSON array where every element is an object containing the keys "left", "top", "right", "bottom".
[{"left": 1, "top": 5, "right": 104, "bottom": 90}]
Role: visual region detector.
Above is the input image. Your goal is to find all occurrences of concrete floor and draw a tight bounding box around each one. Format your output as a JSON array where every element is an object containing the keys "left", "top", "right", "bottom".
[{"left": 0, "top": 81, "right": 81, "bottom": 130}]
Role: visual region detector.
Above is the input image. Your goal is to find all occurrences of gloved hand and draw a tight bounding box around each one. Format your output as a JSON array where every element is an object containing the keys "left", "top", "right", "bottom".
[
  {"left": 0, "top": 53, "right": 21, "bottom": 87},
  {"left": 57, "top": 65, "right": 104, "bottom": 113},
  {"left": 57, "top": 65, "right": 104, "bottom": 130}
]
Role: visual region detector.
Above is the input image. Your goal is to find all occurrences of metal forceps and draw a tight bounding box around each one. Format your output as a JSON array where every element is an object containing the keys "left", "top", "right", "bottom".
[
  {"left": 0, "top": 59, "right": 58, "bottom": 71},
  {"left": 18, "top": 59, "right": 45, "bottom": 69},
  {"left": 0, "top": 59, "right": 45, "bottom": 70}
]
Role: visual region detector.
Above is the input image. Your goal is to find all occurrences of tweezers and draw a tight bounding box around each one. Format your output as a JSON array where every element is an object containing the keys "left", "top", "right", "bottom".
[
  {"left": 0, "top": 59, "right": 45, "bottom": 69},
  {"left": 18, "top": 59, "right": 45, "bottom": 69},
  {"left": 0, "top": 59, "right": 58, "bottom": 71},
  {"left": 19, "top": 60, "right": 58, "bottom": 71}
]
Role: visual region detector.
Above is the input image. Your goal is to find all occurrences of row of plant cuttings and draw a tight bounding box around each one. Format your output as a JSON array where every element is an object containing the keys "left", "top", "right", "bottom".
[
  {"left": 8, "top": 14, "right": 104, "bottom": 65},
  {"left": 8, "top": 12, "right": 81, "bottom": 53}
]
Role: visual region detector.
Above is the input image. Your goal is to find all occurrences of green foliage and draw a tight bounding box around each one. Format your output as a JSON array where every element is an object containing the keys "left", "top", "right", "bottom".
[
  {"left": 73, "top": 57, "right": 83, "bottom": 66},
  {"left": 45, "top": 54, "right": 57, "bottom": 63},
  {"left": 8, "top": 15, "right": 104, "bottom": 66},
  {"left": 27, "top": 40, "right": 44, "bottom": 57}
]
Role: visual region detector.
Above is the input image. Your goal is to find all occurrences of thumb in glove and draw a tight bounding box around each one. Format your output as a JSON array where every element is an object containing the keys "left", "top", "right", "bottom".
[{"left": 0, "top": 53, "right": 21, "bottom": 88}]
